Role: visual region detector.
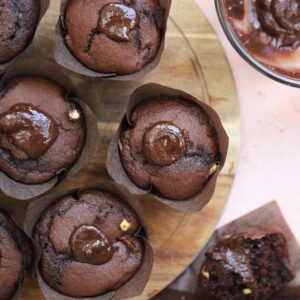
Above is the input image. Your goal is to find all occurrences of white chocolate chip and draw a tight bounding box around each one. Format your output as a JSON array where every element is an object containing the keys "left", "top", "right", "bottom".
[
  {"left": 120, "top": 219, "right": 131, "bottom": 232},
  {"left": 242, "top": 288, "right": 252, "bottom": 295},
  {"left": 68, "top": 109, "right": 80, "bottom": 120},
  {"left": 225, "top": 234, "right": 231, "bottom": 239},
  {"left": 209, "top": 163, "right": 219, "bottom": 176},
  {"left": 201, "top": 268, "right": 210, "bottom": 279}
]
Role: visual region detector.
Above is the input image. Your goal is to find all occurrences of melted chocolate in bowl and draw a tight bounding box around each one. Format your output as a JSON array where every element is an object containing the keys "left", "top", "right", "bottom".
[
  {"left": 222, "top": 0, "right": 300, "bottom": 79},
  {"left": 0, "top": 104, "right": 58, "bottom": 160}
]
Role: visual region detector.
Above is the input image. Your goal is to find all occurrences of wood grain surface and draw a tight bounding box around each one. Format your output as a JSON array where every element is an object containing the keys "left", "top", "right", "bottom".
[{"left": 1, "top": 0, "right": 240, "bottom": 299}]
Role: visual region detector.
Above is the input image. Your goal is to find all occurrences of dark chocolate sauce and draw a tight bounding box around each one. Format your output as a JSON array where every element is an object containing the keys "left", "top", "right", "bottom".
[
  {"left": 256, "top": 0, "right": 300, "bottom": 47},
  {"left": 207, "top": 235, "right": 253, "bottom": 283},
  {"left": 70, "top": 225, "right": 113, "bottom": 265},
  {"left": 142, "top": 121, "right": 186, "bottom": 166},
  {"left": 0, "top": 104, "right": 58, "bottom": 159},
  {"left": 98, "top": 3, "right": 140, "bottom": 42},
  {"left": 222, "top": 0, "right": 300, "bottom": 80},
  {"left": 226, "top": 0, "right": 245, "bottom": 20}
]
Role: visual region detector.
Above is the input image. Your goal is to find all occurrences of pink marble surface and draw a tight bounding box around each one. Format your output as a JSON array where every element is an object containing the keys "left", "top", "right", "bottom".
[{"left": 196, "top": 0, "right": 300, "bottom": 242}]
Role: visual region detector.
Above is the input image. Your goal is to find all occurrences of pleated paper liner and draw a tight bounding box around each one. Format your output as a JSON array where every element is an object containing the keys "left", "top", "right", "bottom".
[
  {"left": 153, "top": 201, "right": 300, "bottom": 300},
  {"left": 23, "top": 180, "right": 154, "bottom": 300},
  {"left": 54, "top": 0, "right": 171, "bottom": 80},
  {"left": 107, "top": 83, "right": 229, "bottom": 212},
  {"left": 0, "top": 59, "right": 99, "bottom": 200},
  {"left": 0, "top": 202, "right": 37, "bottom": 300},
  {"left": 0, "top": 0, "right": 50, "bottom": 74}
]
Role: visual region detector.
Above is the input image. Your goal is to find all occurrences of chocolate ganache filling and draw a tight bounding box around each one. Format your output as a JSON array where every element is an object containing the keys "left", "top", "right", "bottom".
[
  {"left": 70, "top": 225, "right": 113, "bottom": 265},
  {"left": 206, "top": 235, "right": 254, "bottom": 284},
  {"left": 142, "top": 121, "right": 187, "bottom": 166},
  {"left": 0, "top": 104, "right": 58, "bottom": 160},
  {"left": 256, "top": 0, "right": 300, "bottom": 48},
  {"left": 98, "top": 3, "right": 140, "bottom": 42}
]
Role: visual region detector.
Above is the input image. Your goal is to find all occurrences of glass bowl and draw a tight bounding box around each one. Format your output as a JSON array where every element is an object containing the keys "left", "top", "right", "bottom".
[{"left": 215, "top": 0, "right": 300, "bottom": 88}]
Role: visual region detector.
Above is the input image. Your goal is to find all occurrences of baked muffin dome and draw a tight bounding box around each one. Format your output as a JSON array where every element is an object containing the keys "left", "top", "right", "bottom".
[
  {"left": 0, "top": 0, "right": 40, "bottom": 64},
  {"left": 0, "top": 210, "right": 33, "bottom": 300},
  {"left": 34, "top": 189, "right": 144, "bottom": 298},
  {"left": 199, "top": 227, "right": 294, "bottom": 300},
  {"left": 118, "top": 97, "right": 220, "bottom": 200},
  {"left": 64, "top": 0, "right": 164, "bottom": 74},
  {"left": 0, "top": 75, "right": 85, "bottom": 184}
]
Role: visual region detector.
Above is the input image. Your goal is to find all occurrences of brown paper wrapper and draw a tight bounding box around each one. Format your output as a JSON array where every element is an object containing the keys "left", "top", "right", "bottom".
[
  {"left": 0, "top": 59, "right": 100, "bottom": 200},
  {"left": 106, "top": 83, "right": 229, "bottom": 212},
  {"left": 23, "top": 180, "right": 154, "bottom": 300},
  {"left": 0, "top": 0, "right": 50, "bottom": 75},
  {"left": 0, "top": 203, "right": 37, "bottom": 300},
  {"left": 153, "top": 201, "right": 300, "bottom": 300},
  {"left": 54, "top": 0, "right": 171, "bottom": 80},
  {"left": 8, "top": 283, "right": 22, "bottom": 300}
]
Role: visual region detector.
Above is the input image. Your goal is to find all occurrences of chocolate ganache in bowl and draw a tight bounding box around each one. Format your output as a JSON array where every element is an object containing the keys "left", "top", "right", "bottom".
[{"left": 216, "top": 0, "right": 300, "bottom": 85}]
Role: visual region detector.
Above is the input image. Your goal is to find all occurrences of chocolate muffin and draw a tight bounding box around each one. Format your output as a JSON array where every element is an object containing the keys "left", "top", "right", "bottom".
[
  {"left": 64, "top": 0, "right": 164, "bottom": 74},
  {"left": 0, "top": 210, "right": 33, "bottom": 300},
  {"left": 34, "top": 189, "right": 144, "bottom": 298},
  {"left": 199, "top": 227, "right": 294, "bottom": 300},
  {"left": 118, "top": 97, "right": 220, "bottom": 200},
  {"left": 0, "top": 0, "right": 40, "bottom": 64},
  {"left": 0, "top": 75, "right": 85, "bottom": 184}
]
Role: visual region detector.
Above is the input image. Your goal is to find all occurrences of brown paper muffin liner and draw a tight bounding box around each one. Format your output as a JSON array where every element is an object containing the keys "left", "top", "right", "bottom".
[
  {"left": 153, "top": 201, "right": 300, "bottom": 300},
  {"left": 0, "top": 59, "right": 100, "bottom": 200},
  {"left": 23, "top": 180, "right": 154, "bottom": 300},
  {"left": 106, "top": 83, "right": 229, "bottom": 212},
  {"left": 0, "top": 202, "right": 37, "bottom": 300},
  {"left": 10, "top": 284, "right": 22, "bottom": 300},
  {"left": 0, "top": 0, "right": 50, "bottom": 74},
  {"left": 54, "top": 0, "right": 171, "bottom": 80}
]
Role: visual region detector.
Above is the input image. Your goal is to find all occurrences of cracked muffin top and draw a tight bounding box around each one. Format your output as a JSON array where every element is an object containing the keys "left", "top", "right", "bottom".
[
  {"left": 64, "top": 0, "right": 164, "bottom": 75},
  {"left": 0, "top": 210, "right": 33, "bottom": 300},
  {"left": 33, "top": 189, "right": 144, "bottom": 298},
  {"left": 118, "top": 97, "right": 221, "bottom": 200},
  {"left": 0, "top": 76, "right": 85, "bottom": 184},
  {"left": 0, "top": 0, "right": 40, "bottom": 64}
]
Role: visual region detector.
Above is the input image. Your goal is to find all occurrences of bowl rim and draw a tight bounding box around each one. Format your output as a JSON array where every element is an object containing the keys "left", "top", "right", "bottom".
[{"left": 215, "top": 0, "right": 300, "bottom": 88}]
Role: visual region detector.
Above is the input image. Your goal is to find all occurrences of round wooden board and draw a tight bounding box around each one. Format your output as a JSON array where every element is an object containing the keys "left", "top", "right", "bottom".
[{"left": 2, "top": 0, "right": 239, "bottom": 299}]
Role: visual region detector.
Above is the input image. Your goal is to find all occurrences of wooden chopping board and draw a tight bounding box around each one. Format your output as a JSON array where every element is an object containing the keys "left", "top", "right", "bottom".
[{"left": 2, "top": 0, "right": 240, "bottom": 298}]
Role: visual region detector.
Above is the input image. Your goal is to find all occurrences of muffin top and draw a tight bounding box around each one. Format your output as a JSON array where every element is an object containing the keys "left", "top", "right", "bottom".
[
  {"left": 64, "top": 0, "right": 164, "bottom": 74},
  {"left": 0, "top": 75, "right": 85, "bottom": 184},
  {"left": 118, "top": 97, "right": 220, "bottom": 200},
  {"left": 199, "top": 227, "right": 294, "bottom": 300},
  {"left": 0, "top": 0, "right": 40, "bottom": 64},
  {"left": 34, "top": 189, "right": 144, "bottom": 298},
  {"left": 0, "top": 210, "right": 33, "bottom": 300}
]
